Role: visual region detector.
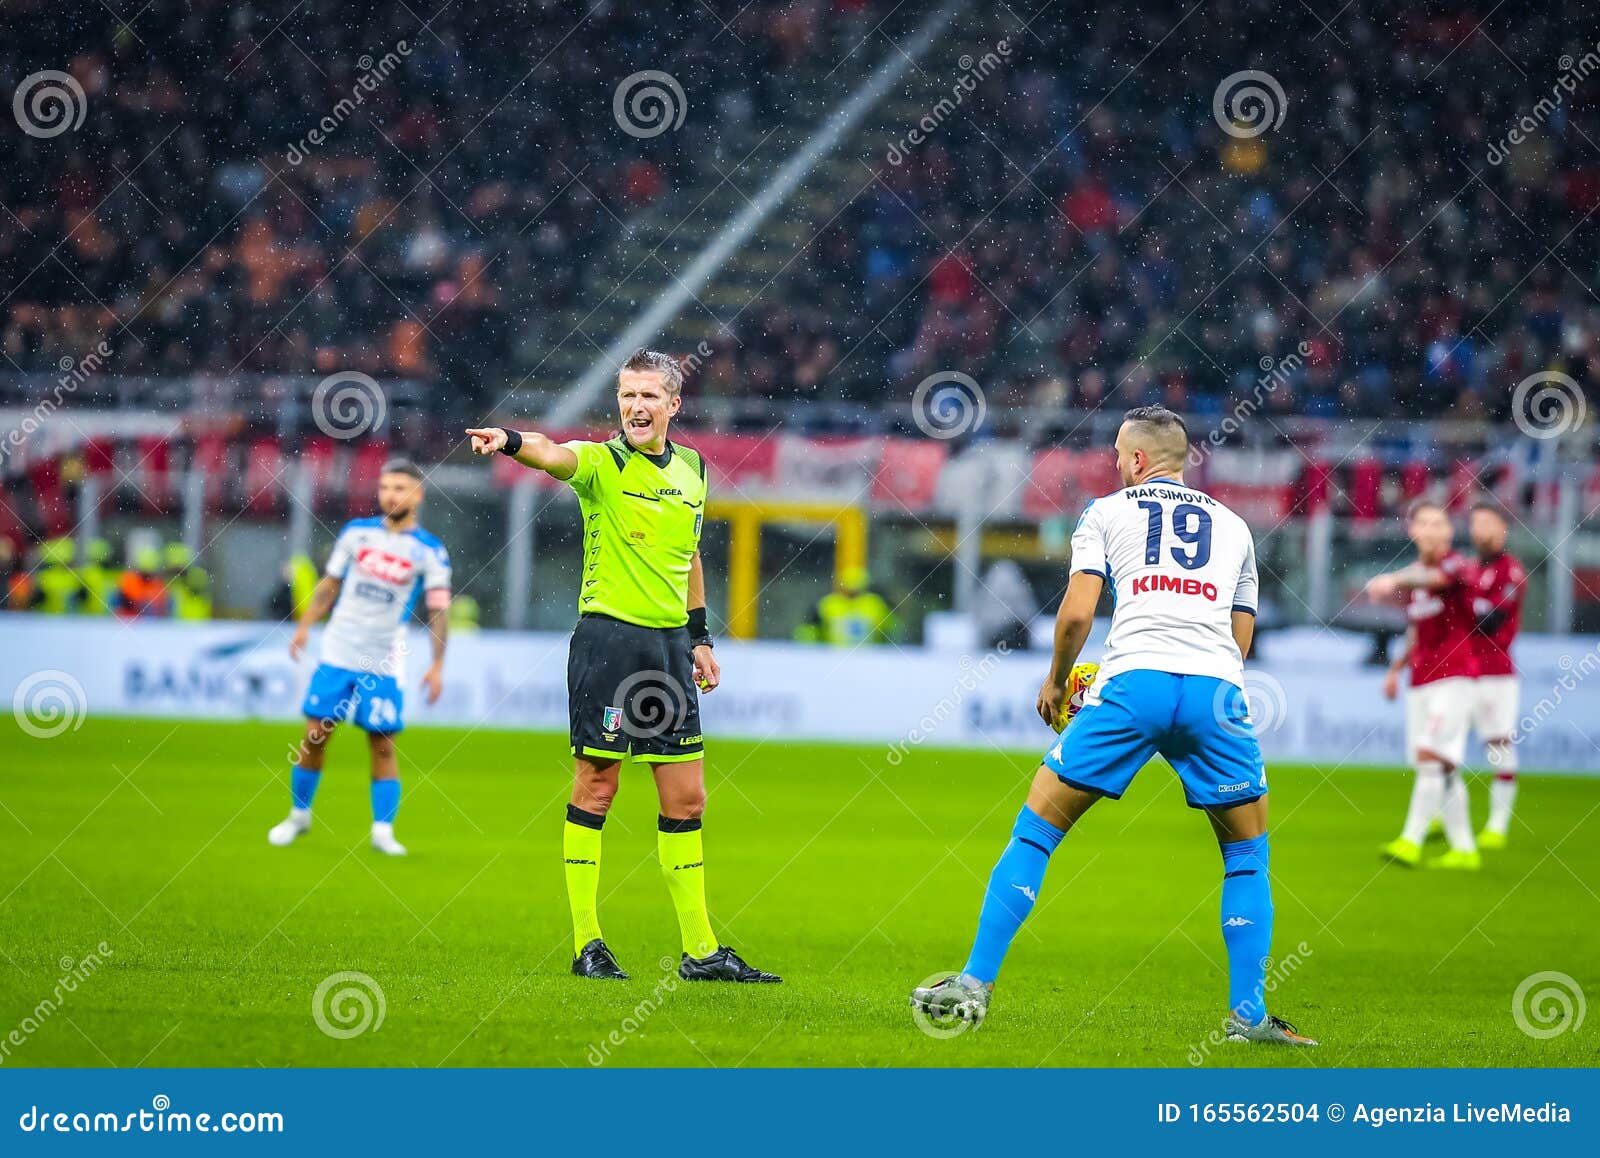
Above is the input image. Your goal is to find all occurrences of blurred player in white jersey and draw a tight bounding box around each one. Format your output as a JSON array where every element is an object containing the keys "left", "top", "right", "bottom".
[
  {"left": 267, "top": 460, "right": 451, "bottom": 856},
  {"left": 912, "top": 406, "right": 1315, "bottom": 1046}
]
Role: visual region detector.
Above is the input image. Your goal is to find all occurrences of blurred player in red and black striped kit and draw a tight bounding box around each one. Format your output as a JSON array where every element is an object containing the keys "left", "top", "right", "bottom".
[{"left": 1465, "top": 501, "right": 1527, "bottom": 849}]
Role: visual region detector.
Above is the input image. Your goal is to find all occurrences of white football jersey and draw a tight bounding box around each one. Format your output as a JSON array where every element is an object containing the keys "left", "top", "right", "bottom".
[
  {"left": 320, "top": 517, "right": 451, "bottom": 678},
  {"left": 1070, "top": 476, "right": 1257, "bottom": 692}
]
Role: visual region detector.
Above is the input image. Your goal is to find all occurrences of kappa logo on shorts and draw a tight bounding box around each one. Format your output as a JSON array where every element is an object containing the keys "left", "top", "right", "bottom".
[
  {"left": 1218, "top": 780, "right": 1251, "bottom": 794},
  {"left": 602, "top": 706, "right": 622, "bottom": 732}
]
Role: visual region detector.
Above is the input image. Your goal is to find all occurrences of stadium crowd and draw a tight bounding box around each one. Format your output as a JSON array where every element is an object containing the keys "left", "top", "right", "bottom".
[
  {"left": 1, "top": 534, "right": 210, "bottom": 618},
  {"left": 2, "top": 0, "right": 875, "bottom": 409},
  {"left": 3, "top": 0, "right": 1597, "bottom": 439},
  {"left": 687, "top": 3, "right": 1600, "bottom": 430}
]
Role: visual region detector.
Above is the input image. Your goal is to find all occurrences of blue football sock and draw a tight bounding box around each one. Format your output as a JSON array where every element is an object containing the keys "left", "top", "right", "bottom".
[
  {"left": 290, "top": 765, "right": 321, "bottom": 811},
  {"left": 370, "top": 779, "right": 400, "bottom": 824},
  {"left": 962, "top": 805, "right": 1067, "bottom": 984},
  {"left": 1219, "top": 833, "right": 1274, "bottom": 1024}
]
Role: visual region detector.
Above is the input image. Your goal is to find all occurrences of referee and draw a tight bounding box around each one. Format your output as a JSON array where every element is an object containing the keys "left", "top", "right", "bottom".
[{"left": 468, "top": 349, "right": 779, "bottom": 983}]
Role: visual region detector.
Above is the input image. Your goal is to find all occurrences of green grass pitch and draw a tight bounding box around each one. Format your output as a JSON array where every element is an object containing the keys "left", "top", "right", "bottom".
[{"left": 1, "top": 718, "right": 1596, "bottom": 1068}]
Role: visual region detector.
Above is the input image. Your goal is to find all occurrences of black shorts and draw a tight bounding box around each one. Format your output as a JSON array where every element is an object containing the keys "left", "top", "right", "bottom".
[{"left": 567, "top": 613, "right": 705, "bottom": 764}]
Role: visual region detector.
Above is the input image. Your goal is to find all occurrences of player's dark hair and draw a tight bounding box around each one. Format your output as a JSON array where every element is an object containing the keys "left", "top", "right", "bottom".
[
  {"left": 380, "top": 457, "right": 424, "bottom": 481},
  {"left": 621, "top": 348, "right": 685, "bottom": 395},
  {"left": 1470, "top": 498, "right": 1509, "bottom": 522},
  {"left": 1406, "top": 498, "right": 1445, "bottom": 520},
  {"left": 1122, "top": 405, "right": 1190, "bottom": 447}
]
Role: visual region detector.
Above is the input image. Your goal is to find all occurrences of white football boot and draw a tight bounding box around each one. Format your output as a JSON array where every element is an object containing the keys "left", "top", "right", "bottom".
[
  {"left": 267, "top": 809, "right": 311, "bottom": 847},
  {"left": 370, "top": 822, "right": 407, "bottom": 857}
]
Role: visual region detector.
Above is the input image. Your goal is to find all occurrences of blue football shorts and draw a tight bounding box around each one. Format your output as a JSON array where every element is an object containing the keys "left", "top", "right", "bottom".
[
  {"left": 301, "top": 663, "right": 405, "bottom": 734},
  {"left": 1043, "top": 669, "right": 1266, "bottom": 809}
]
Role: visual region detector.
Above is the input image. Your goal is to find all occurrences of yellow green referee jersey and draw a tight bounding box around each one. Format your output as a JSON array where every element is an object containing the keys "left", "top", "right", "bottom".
[{"left": 562, "top": 434, "right": 707, "bottom": 628}]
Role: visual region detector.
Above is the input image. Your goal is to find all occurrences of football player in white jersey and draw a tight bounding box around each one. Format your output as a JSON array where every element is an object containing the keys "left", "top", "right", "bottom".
[
  {"left": 912, "top": 407, "right": 1315, "bottom": 1046},
  {"left": 267, "top": 459, "right": 451, "bottom": 856}
]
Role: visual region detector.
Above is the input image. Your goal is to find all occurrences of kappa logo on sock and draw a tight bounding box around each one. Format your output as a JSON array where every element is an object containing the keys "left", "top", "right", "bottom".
[
  {"left": 1222, "top": 916, "right": 1254, "bottom": 927},
  {"left": 1012, "top": 884, "right": 1037, "bottom": 902}
]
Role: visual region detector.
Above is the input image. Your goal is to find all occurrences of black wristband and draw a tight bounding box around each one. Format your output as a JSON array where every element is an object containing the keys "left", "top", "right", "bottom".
[
  {"left": 687, "top": 607, "right": 712, "bottom": 648},
  {"left": 498, "top": 428, "right": 523, "bottom": 456}
]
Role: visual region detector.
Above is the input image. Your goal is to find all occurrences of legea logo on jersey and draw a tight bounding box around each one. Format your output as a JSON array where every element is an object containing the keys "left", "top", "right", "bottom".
[
  {"left": 1130, "top": 574, "right": 1219, "bottom": 601},
  {"left": 355, "top": 546, "right": 416, "bottom": 584}
]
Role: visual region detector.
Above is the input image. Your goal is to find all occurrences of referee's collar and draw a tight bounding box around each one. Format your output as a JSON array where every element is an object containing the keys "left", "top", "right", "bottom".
[{"left": 617, "top": 429, "right": 674, "bottom": 469}]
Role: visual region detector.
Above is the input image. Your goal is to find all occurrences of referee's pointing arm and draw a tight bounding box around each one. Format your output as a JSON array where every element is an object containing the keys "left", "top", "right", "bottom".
[{"left": 467, "top": 427, "right": 577, "bottom": 479}]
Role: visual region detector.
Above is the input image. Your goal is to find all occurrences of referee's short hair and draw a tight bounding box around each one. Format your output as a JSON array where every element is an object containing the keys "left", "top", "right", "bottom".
[
  {"left": 381, "top": 457, "right": 424, "bottom": 481},
  {"left": 621, "top": 348, "right": 685, "bottom": 395}
]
